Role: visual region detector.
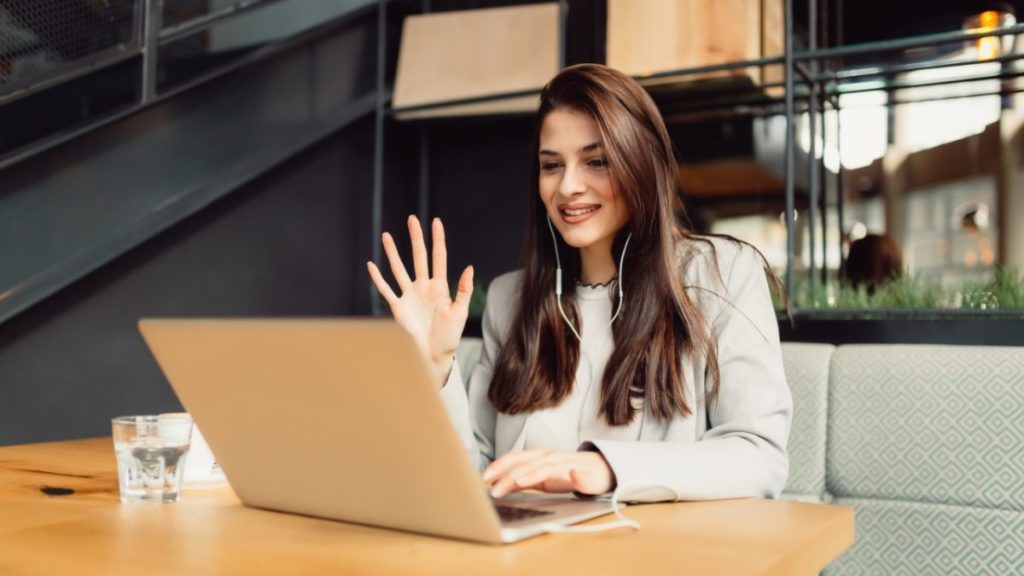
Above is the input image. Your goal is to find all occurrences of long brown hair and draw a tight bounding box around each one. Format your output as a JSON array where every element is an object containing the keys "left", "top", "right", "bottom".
[{"left": 488, "top": 63, "right": 731, "bottom": 426}]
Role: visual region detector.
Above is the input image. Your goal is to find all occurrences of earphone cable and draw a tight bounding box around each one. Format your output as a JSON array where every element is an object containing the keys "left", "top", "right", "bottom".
[{"left": 546, "top": 215, "right": 630, "bottom": 341}]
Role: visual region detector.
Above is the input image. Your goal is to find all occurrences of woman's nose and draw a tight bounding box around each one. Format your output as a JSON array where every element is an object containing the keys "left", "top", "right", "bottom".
[{"left": 558, "top": 165, "right": 587, "bottom": 197}]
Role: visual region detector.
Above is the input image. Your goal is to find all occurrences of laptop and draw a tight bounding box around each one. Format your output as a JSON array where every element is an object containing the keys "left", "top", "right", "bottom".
[{"left": 138, "top": 318, "right": 617, "bottom": 544}]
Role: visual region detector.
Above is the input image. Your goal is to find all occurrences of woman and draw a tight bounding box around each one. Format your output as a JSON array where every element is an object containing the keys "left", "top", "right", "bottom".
[{"left": 367, "top": 64, "right": 791, "bottom": 503}]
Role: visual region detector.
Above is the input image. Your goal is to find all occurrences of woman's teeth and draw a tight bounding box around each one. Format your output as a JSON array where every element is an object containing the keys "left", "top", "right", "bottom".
[{"left": 563, "top": 206, "right": 598, "bottom": 216}]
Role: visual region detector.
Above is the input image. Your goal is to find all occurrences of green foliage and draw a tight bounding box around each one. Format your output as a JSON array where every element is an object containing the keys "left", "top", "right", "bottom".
[
  {"left": 780, "top": 268, "right": 1024, "bottom": 314},
  {"left": 961, "top": 268, "right": 1024, "bottom": 310},
  {"left": 470, "top": 270, "right": 1023, "bottom": 317},
  {"left": 468, "top": 280, "right": 488, "bottom": 317},
  {"left": 866, "top": 276, "right": 947, "bottom": 309}
]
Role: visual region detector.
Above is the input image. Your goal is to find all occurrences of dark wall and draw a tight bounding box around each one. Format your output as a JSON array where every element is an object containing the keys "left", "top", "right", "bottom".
[
  {"left": 0, "top": 119, "right": 379, "bottom": 445},
  {"left": 425, "top": 118, "right": 535, "bottom": 295},
  {"left": 393, "top": 0, "right": 611, "bottom": 297}
]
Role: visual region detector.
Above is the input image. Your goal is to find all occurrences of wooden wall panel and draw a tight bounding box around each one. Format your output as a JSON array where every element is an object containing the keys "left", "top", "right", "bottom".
[
  {"left": 393, "top": 3, "right": 559, "bottom": 118},
  {"left": 607, "top": 0, "right": 783, "bottom": 86}
]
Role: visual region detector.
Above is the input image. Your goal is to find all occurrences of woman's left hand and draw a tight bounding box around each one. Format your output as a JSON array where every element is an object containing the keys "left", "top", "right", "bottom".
[{"left": 482, "top": 449, "right": 615, "bottom": 498}]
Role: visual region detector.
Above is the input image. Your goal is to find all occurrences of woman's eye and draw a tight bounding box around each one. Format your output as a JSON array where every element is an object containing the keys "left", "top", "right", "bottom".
[
  {"left": 541, "top": 162, "right": 562, "bottom": 171},
  {"left": 588, "top": 158, "right": 608, "bottom": 168}
]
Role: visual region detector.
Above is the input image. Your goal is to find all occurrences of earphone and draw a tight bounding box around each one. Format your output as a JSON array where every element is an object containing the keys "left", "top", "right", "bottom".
[
  {"left": 538, "top": 481, "right": 680, "bottom": 535},
  {"left": 541, "top": 216, "right": 676, "bottom": 535},
  {"left": 546, "top": 214, "right": 631, "bottom": 341}
]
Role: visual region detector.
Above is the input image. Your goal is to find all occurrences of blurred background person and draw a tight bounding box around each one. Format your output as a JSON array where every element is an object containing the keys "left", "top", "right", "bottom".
[{"left": 843, "top": 233, "right": 903, "bottom": 294}]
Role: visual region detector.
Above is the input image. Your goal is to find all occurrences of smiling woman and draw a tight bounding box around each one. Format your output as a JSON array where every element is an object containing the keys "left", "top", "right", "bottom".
[
  {"left": 538, "top": 109, "right": 630, "bottom": 286},
  {"left": 368, "top": 63, "right": 792, "bottom": 504}
]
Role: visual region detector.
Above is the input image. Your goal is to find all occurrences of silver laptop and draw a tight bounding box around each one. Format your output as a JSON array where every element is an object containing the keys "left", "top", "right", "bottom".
[{"left": 138, "top": 318, "right": 616, "bottom": 544}]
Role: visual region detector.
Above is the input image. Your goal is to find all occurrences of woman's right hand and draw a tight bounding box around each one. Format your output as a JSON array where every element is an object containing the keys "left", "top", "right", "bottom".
[{"left": 367, "top": 216, "right": 474, "bottom": 387}]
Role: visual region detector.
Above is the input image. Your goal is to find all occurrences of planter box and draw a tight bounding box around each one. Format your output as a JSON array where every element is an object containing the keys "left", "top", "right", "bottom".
[
  {"left": 780, "top": 314, "right": 1024, "bottom": 346},
  {"left": 466, "top": 313, "right": 1024, "bottom": 346}
]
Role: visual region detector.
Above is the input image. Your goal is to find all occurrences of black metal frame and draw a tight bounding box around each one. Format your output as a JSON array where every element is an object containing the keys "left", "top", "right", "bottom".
[
  {"left": 0, "top": 0, "right": 388, "bottom": 170},
  {"left": 371, "top": 0, "right": 388, "bottom": 316},
  {"left": 0, "top": 0, "right": 289, "bottom": 107},
  {"left": 0, "top": 1, "right": 143, "bottom": 105},
  {"left": 2, "top": 0, "right": 1019, "bottom": 317},
  {"left": 375, "top": 1, "right": 1024, "bottom": 317}
]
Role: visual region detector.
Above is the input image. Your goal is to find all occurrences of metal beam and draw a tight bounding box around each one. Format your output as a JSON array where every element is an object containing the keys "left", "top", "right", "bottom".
[
  {"left": 141, "top": 0, "right": 162, "bottom": 105},
  {"left": 795, "top": 23, "right": 1024, "bottom": 62},
  {"left": 371, "top": 0, "right": 387, "bottom": 316},
  {"left": 807, "top": 0, "right": 819, "bottom": 302},
  {"left": 784, "top": 0, "right": 796, "bottom": 310},
  {"left": 159, "top": 0, "right": 278, "bottom": 44}
]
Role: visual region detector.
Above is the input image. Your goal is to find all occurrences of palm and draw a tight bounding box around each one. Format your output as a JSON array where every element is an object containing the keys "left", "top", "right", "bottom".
[
  {"left": 390, "top": 276, "right": 464, "bottom": 363},
  {"left": 367, "top": 217, "right": 474, "bottom": 385}
]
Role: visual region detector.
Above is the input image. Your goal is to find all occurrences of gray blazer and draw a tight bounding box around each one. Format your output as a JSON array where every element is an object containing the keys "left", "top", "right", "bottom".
[{"left": 440, "top": 237, "right": 792, "bottom": 502}]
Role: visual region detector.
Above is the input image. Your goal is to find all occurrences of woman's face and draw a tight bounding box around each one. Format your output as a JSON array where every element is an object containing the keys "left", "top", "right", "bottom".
[{"left": 538, "top": 108, "right": 629, "bottom": 253}]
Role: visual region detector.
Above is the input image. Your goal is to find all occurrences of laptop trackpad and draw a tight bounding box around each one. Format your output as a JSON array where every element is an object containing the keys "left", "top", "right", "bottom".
[{"left": 493, "top": 492, "right": 616, "bottom": 526}]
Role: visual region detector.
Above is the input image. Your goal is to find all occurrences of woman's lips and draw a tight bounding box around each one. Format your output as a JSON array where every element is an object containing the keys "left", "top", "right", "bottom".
[{"left": 559, "top": 205, "right": 601, "bottom": 224}]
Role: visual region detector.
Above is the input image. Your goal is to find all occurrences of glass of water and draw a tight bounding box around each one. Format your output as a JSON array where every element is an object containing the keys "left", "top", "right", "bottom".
[{"left": 112, "top": 415, "right": 193, "bottom": 504}]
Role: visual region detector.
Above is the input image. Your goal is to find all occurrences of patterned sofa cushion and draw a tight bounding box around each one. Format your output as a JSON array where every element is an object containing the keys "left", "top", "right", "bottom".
[
  {"left": 781, "top": 342, "right": 834, "bottom": 503},
  {"left": 824, "top": 498, "right": 1024, "bottom": 576},
  {"left": 828, "top": 345, "right": 1024, "bottom": 509}
]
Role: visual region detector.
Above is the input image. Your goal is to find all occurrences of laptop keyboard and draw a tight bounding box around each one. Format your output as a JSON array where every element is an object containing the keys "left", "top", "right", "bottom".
[{"left": 495, "top": 504, "right": 555, "bottom": 523}]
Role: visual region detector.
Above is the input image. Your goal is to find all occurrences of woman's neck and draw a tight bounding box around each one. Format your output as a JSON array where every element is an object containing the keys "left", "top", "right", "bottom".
[{"left": 579, "top": 242, "right": 617, "bottom": 285}]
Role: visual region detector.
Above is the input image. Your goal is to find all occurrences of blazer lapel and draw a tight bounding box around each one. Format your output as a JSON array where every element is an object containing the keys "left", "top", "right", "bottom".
[{"left": 495, "top": 412, "right": 528, "bottom": 456}]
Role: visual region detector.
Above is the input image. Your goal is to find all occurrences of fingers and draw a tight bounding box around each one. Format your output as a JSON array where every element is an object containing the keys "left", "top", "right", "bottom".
[
  {"left": 366, "top": 262, "right": 398, "bottom": 307},
  {"left": 408, "top": 216, "right": 430, "bottom": 282},
  {"left": 489, "top": 460, "right": 572, "bottom": 498},
  {"left": 486, "top": 451, "right": 563, "bottom": 498},
  {"left": 453, "top": 266, "right": 474, "bottom": 311},
  {"left": 508, "top": 462, "right": 573, "bottom": 493},
  {"left": 484, "top": 451, "right": 614, "bottom": 498},
  {"left": 382, "top": 217, "right": 465, "bottom": 296},
  {"left": 431, "top": 218, "right": 448, "bottom": 285},
  {"left": 483, "top": 450, "right": 551, "bottom": 484},
  {"left": 381, "top": 232, "right": 413, "bottom": 290}
]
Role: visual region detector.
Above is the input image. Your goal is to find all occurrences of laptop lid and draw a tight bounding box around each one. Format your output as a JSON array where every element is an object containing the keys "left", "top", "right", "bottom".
[{"left": 138, "top": 318, "right": 505, "bottom": 543}]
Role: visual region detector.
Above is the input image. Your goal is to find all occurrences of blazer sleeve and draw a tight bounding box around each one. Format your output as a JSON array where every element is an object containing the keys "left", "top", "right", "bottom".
[
  {"left": 439, "top": 360, "right": 476, "bottom": 466},
  {"left": 585, "top": 245, "right": 792, "bottom": 502},
  {"left": 439, "top": 273, "right": 516, "bottom": 471}
]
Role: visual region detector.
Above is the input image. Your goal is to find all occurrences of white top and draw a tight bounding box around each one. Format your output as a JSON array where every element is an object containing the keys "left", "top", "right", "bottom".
[
  {"left": 439, "top": 237, "right": 793, "bottom": 502},
  {"left": 522, "top": 282, "right": 644, "bottom": 452}
]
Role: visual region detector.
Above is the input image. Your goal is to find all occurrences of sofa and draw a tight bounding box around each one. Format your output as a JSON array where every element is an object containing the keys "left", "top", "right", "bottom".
[{"left": 455, "top": 339, "right": 1024, "bottom": 575}]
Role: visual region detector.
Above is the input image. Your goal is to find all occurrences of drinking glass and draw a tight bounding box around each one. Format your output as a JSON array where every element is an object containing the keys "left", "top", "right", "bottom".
[{"left": 111, "top": 415, "right": 193, "bottom": 503}]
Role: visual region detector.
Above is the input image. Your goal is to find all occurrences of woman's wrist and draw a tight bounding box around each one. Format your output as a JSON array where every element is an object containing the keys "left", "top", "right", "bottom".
[{"left": 433, "top": 352, "right": 456, "bottom": 388}]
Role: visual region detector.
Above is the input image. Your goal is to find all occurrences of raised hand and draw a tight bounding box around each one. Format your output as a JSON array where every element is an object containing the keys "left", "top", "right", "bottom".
[{"left": 367, "top": 216, "right": 474, "bottom": 387}]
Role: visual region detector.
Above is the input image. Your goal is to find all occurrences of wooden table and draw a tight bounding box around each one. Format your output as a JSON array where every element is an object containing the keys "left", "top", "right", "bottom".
[{"left": 0, "top": 438, "right": 854, "bottom": 575}]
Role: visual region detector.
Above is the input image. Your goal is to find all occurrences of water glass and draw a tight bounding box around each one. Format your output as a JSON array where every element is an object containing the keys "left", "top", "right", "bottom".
[
  {"left": 159, "top": 412, "right": 227, "bottom": 487},
  {"left": 112, "top": 415, "right": 193, "bottom": 504}
]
